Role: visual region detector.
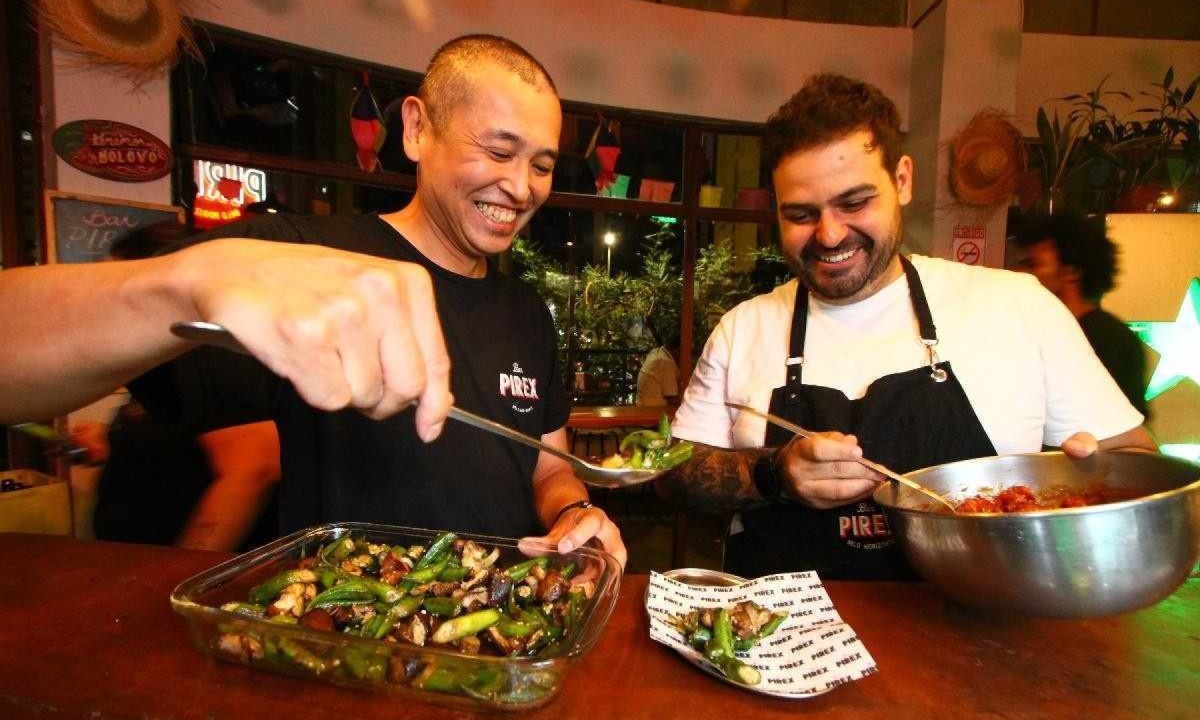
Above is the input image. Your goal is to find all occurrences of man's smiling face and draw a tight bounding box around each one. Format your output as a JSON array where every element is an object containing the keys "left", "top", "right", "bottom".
[
  {"left": 410, "top": 59, "right": 561, "bottom": 271},
  {"left": 773, "top": 129, "right": 913, "bottom": 304}
]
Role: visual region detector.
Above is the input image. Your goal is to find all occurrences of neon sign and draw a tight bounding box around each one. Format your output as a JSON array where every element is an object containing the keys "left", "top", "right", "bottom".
[
  {"left": 192, "top": 160, "right": 268, "bottom": 229},
  {"left": 1129, "top": 278, "right": 1200, "bottom": 402},
  {"left": 1129, "top": 278, "right": 1200, "bottom": 463}
]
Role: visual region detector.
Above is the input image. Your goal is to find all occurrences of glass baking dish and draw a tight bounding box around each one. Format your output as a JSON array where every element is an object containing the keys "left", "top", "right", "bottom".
[{"left": 171, "top": 522, "right": 621, "bottom": 711}]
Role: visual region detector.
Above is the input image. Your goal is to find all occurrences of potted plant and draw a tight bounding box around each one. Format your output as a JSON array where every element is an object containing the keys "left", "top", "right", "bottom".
[{"left": 1044, "top": 68, "right": 1200, "bottom": 213}]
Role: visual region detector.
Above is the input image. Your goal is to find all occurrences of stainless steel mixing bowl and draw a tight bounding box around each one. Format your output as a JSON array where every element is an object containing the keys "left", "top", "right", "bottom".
[{"left": 873, "top": 451, "right": 1200, "bottom": 618}]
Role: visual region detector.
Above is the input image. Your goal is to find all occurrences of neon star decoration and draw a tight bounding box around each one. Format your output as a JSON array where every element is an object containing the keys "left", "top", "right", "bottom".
[{"left": 1129, "top": 278, "right": 1200, "bottom": 402}]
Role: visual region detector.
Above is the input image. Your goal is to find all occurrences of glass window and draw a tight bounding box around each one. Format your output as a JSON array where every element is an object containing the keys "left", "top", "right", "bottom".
[
  {"left": 173, "top": 37, "right": 420, "bottom": 172},
  {"left": 697, "top": 130, "right": 770, "bottom": 210},
  {"left": 554, "top": 112, "right": 685, "bottom": 203},
  {"left": 517, "top": 207, "right": 686, "bottom": 405},
  {"left": 693, "top": 219, "right": 787, "bottom": 350}
]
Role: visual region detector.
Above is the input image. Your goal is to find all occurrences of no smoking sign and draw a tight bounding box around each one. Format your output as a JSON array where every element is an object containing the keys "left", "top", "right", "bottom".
[{"left": 952, "top": 224, "right": 986, "bottom": 266}]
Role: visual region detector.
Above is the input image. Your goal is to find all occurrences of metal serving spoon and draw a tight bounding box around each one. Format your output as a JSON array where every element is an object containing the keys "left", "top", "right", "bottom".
[
  {"left": 169, "top": 321, "right": 662, "bottom": 489},
  {"left": 725, "top": 402, "right": 958, "bottom": 513}
]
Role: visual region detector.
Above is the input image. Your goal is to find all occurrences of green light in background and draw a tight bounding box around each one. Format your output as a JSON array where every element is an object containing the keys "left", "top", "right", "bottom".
[
  {"left": 650, "top": 216, "right": 679, "bottom": 225},
  {"left": 1129, "top": 278, "right": 1200, "bottom": 402},
  {"left": 1160, "top": 444, "right": 1200, "bottom": 463}
]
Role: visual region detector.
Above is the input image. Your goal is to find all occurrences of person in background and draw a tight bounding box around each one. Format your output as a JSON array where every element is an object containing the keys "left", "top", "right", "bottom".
[
  {"left": 67, "top": 221, "right": 282, "bottom": 553},
  {"left": 71, "top": 401, "right": 280, "bottom": 551},
  {"left": 1008, "top": 211, "right": 1149, "bottom": 418},
  {"left": 636, "top": 318, "right": 680, "bottom": 408},
  {"left": 657, "top": 74, "right": 1154, "bottom": 580},
  {"left": 143, "top": 35, "right": 625, "bottom": 566}
]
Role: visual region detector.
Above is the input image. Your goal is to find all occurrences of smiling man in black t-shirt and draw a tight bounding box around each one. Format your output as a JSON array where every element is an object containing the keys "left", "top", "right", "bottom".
[{"left": 161, "top": 35, "right": 626, "bottom": 566}]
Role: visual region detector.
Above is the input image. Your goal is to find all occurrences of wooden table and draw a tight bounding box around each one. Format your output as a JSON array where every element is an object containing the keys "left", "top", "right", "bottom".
[{"left": 1, "top": 533, "right": 1196, "bottom": 719}]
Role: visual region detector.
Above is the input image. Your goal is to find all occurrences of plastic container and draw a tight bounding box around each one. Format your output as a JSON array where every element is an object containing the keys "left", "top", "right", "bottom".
[
  {"left": 0, "top": 469, "right": 71, "bottom": 535},
  {"left": 171, "top": 522, "right": 622, "bottom": 710}
]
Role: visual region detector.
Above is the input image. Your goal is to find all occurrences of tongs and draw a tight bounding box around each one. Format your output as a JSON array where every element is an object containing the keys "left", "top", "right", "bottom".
[
  {"left": 170, "top": 321, "right": 663, "bottom": 489},
  {"left": 725, "top": 402, "right": 957, "bottom": 513}
]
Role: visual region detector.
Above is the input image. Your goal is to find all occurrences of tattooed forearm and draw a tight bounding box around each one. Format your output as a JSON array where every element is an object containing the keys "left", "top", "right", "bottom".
[{"left": 656, "top": 442, "right": 775, "bottom": 512}]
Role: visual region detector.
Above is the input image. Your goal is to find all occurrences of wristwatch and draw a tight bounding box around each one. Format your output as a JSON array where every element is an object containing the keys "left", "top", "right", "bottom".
[
  {"left": 553, "top": 499, "right": 595, "bottom": 525},
  {"left": 752, "top": 448, "right": 790, "bottom": 502}
]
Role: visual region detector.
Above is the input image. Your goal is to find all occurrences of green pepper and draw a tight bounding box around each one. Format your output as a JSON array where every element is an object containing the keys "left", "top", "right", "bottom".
[
  {"left": 619, "top": 429, "right": 660, "bottom": 453},
  {"left": 343, "top": 574, "right": 404, "bottom": 603},
  {"left": 558, "top": 561, "right": 577, "bottom": 580},
  {"left": 316, "top": 568, "right": 340, "bottom": 589},
  {"left": 412, "top": 531, "right": 457, "bottom": 572},
  {"left": 706, "top": 608, "right": 734, "bottom": 663},
  {"left": 641, "top": 448, "right": 660, "bottom": 468},
  {"left": 561, "top": 587, "right": 586, "bottom": 642},
  {"left": 496, "top": 617, "right": 536, "bottom": 638},
  {"left": 733, "top": 611, "right": 787, "bottom": 651},
  {"left": 505, "top": 556, "right": 548, "bottom": 582},
  {"left": 341, "top": 646, "right": 386, "bottom": 681},
  {"left": 404, "top": 554, "right": 449, "bottom": 584},
  {"left": 318, "top": 536, "right": 356, "bottom": 565},
  {"left": 415, "top": 666, "right": 461, "bottom": 693},
  {"left": 689, "top": 625, "right": 713, "bottom": 650},
  {"left": 308, "top": 580, "right": 376, "bottom": 609},
  {"left": 361, "top": 596, "right": 423, "bottom": 638},
  {"left": 422, "top": 597, "right": 463, "bottom": 617},
  {"left": 519, "top": 608, "right": 548, "bottom": 628},
  {"left": 360, "top": 612, "right": 392, "bottom": 640},
  {"left": 431, "top": 608, "right": 501, "bottom": 644},
  {"left": 714, "top": 655, "right": 762, "bottom": 685},
  {"left": 656, "top": 441, "right": 694, "bottom": 470},
  {"left": 658, "top": 413, "right": 672, "bottom": 444},
  {"left": 248, "top": 569, "right": 318, "bottom": 604},
  {"left": 278, "top": 637, "right": 327, "bottom": 674},
  {"left": 461, "top": 667, "right": 506, "bottom": 700},
  {"left": 703, "top": 608, "right": 762, "bottom": 685},
  {"left": 629, "top": 449, "right": 643, "bottom": 468},
  {"left": 436, "top": 564, "right": 469, "bottom": 582},
  {"left": 220, "top": 601, "right": 266, "bottom": 618}
]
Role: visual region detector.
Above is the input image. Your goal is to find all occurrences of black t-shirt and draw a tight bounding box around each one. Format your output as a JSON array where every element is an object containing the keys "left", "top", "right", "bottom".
[
  {"left": 95, "top": 350, "right": 278, "bottom": 549},
  {"left": 164, "top": 213, "right": 569, "bottom": 538},
  {"left": 1079, "top": 307, "right": 1149, "bottom": 418}
]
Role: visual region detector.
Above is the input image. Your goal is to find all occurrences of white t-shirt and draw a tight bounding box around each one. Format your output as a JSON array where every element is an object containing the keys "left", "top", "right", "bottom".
[
  {"left": 637, "top": 346, "right": 679, "bottom": 406},
  {"left": 672, "top": 254, "right": 1144, "bottom": 454}
]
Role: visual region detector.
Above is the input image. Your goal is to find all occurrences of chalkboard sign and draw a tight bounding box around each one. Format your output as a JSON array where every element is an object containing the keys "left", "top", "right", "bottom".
[{"left": 44, "top": 190, "right": 184, "bottom": 264}]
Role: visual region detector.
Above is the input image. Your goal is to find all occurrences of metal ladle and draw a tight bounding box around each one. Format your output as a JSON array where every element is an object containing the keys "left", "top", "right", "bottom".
[
  {"left": 725, "top": 402, "right": 958, "bottom": 513},
  {"left": 169, "top": 321, "right": 663, "bottom": 489}
]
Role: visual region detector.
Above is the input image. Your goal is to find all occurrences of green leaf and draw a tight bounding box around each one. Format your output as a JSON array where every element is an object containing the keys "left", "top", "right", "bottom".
[{"left": 1183, "top": 76, "right": 1199, "bottom": 104}]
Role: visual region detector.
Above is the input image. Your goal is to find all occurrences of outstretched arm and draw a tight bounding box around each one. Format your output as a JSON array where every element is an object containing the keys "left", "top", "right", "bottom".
[{"left": 0, "top": 239, "right": 452, "bottom": 439}]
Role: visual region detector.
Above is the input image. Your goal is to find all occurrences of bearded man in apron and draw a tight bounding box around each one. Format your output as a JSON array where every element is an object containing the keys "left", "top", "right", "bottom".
[{"left": 660, "top": 75, "right": 1155, "bottom": 581}]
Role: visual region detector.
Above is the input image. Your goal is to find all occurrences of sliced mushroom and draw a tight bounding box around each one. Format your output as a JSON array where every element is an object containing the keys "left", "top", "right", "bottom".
[
  {"left": 487, "top": 573, "right": 514, "bottom": 607},
  {"left": 538, "top": 571, "right": 569, "bottom": 603}
]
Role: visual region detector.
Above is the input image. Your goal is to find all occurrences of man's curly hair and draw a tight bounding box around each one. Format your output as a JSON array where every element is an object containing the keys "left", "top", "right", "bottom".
[
  {"left": 1011, "top": 211, "right": 1119, "bottom": 301},
  {"left": 763, "top": 74, "right": 904, "bottom": 175}
]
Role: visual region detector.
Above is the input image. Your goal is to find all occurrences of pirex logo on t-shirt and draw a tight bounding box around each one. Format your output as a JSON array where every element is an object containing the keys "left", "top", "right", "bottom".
[{"left": 499, "top": 362, "right": 539, "bottom": 414}]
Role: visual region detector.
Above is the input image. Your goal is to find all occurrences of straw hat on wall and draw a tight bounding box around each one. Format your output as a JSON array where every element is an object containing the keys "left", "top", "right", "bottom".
[
  {"left": 38, "top": 0, "right": 197, "bottom": 82},
  {"left": 949, "top": 109, "right": 1025, "bottom": 208}
]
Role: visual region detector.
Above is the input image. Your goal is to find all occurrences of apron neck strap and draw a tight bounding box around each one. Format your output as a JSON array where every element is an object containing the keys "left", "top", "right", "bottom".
[{"left": 786, "top": 255, "right": 943, "bottom": 388}]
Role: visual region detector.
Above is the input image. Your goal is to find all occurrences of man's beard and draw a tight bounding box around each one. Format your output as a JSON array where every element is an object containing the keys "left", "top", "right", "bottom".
[{"left": 788, "top": 223, "right": 902, "bottom": 302}]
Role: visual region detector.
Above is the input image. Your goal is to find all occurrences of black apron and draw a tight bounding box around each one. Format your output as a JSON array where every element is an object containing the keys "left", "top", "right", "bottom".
[{"left": 726, "top": 257, "right": 996, "bottom": 580}]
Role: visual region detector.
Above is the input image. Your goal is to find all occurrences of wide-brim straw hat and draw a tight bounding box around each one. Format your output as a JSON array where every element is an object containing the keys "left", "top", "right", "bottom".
[
  {"left": 949, "top": 110, "right": 1025, "bottom": 208},
  {"left": 39, "top": 0, "right": 196, "bottom": 81}
]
